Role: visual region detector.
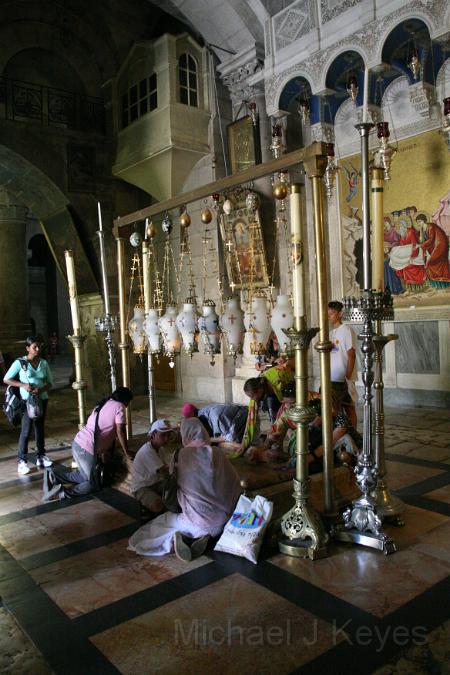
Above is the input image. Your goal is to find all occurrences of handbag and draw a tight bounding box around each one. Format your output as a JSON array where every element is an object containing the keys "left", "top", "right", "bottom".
[
  {"left": 26, "top": 393, "right": 43, "bottom": 420},
  {"left": 161, "top": 448, "right": 181, "bottom": 513}
]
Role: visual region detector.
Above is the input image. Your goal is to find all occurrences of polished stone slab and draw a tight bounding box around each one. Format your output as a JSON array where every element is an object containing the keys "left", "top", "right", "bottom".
[{"left": 91, "top": 573, "right": 342, "bottom": 675}]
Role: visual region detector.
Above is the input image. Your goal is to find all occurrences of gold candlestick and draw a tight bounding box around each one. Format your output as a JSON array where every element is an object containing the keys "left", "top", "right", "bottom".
[
  {"left": 304, "top": 143, "right": 335, "bottom": 516},
  {"left": 116, "top": 236, "right": 132, "bottom": 438},
  {"left": 142, "top": 240, "right": 156, "bottom": 424}
]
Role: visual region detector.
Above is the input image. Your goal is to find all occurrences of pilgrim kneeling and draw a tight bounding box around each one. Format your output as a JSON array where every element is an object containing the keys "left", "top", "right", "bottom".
[{"left": 130, "top": 419, "right": 176, "bottom": 514}]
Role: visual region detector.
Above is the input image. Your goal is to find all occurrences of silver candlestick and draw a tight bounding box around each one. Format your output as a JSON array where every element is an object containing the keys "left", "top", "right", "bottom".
[
  {"left": 333, "top": 123, "right": 396, "bottom": 555},
  {"left": 95, "top": 201, "right": 118, "bottom": 392}
]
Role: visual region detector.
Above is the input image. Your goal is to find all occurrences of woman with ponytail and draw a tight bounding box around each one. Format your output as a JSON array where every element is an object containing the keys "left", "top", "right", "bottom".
[{"left": 45, "top": 387, "right": 133, "bottom": 499}]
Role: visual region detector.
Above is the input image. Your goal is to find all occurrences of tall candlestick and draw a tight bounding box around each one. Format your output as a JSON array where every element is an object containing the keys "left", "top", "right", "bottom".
[
  {"left": 97, "top": 201, "right": 103, "bottom": 231},
  {"left": 65, "top": 250, "right": 81, "bottom": 335},
  {"left": 97, "top": 202, "right": 111, "bottom": 316},
  {"left": 371, "top": 167, "right": 385, "bottom": 292},
  {"left": 362, "top": 67, "right": 369, "bottom": 124}
]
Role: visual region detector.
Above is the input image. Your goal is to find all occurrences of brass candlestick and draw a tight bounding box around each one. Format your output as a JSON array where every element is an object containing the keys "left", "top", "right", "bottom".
[
  {"left": 278, "top": 184, "right": 329, "bottom": 559},
  {"left": 304, "top": 143, "right": 335, "bottom": 516},
  {"left": 142, "top": 240, "right": 157, "bottom": 424},
  {"left": 116, "top": 235, "right": 132, "bottom": 438},
  {"left": 67, "top": 334, "right": 87, "bottom": 429}
]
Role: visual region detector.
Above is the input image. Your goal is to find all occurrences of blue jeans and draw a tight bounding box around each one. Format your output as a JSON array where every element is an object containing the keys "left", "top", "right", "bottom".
[
  {"left": 51, "top": 442, "right": 95, "bottom": 495},
  {"left": 18, "top": 398, "right": 48, "bottom": 461}
]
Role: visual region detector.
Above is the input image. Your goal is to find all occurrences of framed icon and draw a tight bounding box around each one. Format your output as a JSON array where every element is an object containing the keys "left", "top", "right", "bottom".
[
  {"left": 227, "top": 115, "right": 261, "bottom": 174},
  {"left": 219, "top": 191, "right": 269, "bottom": 290}
]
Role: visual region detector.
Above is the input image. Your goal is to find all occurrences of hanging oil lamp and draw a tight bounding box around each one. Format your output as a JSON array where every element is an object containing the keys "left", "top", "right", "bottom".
[
  {"left": 373, "top": 122, "right": 396, "bottom": 181},
  {"left": 442, "top": 97, "right": 450, "bottom": 151},
  {"left": 201, "top": 201, "right": 213, "bottom": 224},
  {"left": 346, "top": 74, "right": 359, "bottom": 104},
  {"left": 179, "top": 207, "right": 191, "bottom": 228},
  {"left": 162, "top": 212, "right": 172, "bottom": 235},
  {"left": 269, "top": 123, "right": 284, "bottom": 159},
  {"left": 219, "top": 296, "right": 245, "bottom": 361},
  {"left": 198, "top": 299, "right": 220, "bottom": 365},
  {"left": 176, "top": 296, "right": 199, "bottom": 357},
  {"left": 159, "top": 306, "right": 181, "bottom": 367},
  {"left": 129, "top": 226, "right": 142, "bottom": 248},
  {"left": 128, "top": 306, "right": 147, "bottom": 356},
  {"left": 298, "top": 93, "right": 310, "bottom": 125},
  {"left": 324, "top": 142, "right": 339, "bottom": 199},
  {"left": 408, "top": 50, "right": 421, "bottom": 81},
  {"left": 248, "top": 101, "right": 258, "bottom": 126}
]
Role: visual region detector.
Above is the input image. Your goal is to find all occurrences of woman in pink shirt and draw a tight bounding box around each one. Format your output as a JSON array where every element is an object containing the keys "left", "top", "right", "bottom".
[{"left": 44, "top": 387, "right": 133, "bottom": 499}]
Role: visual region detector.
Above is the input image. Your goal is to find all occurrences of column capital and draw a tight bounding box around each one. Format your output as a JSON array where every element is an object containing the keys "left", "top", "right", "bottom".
[{"left": 303, "top": 142, "right": 327, "bottom": 178}]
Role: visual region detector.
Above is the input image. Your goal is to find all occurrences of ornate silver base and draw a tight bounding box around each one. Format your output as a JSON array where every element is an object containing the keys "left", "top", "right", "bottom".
[
  {"left": 279, "top": 478, "right": 329, "bottom": 560},
  {"left": 371, "top": 480, "right": 405, "bottom": 526},
  {"left": 333, "top": 495, "right": 396, "bottom": 555},
  {"left": 333, "top": 526, "right": 396, "bottom": 555}
]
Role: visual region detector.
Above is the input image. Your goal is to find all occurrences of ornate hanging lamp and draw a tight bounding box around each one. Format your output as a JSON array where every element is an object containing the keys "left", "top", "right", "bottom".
[
  {"left": 346, "top": 74, "right": 359, "bottom": 104},
  {"left": 298, "top": 92, "right": 310, "bottom": 125},
  {"left": 198, "top": 299, "right": 221, "bottom": 365},
  {"left": 270, "top": 294, "right": 294, "bottom": 355},
  {"left": 220, "top": 296, "right": 245, "bottom": 361},
  {"left": 159, "top": 305, "right": 181, "bottom": 367},
  {"left": 244, "top": 291, "right": 271, "bottom": 356},
  {"left": 407, "top": 34, "right": 421, "bottom": 81},
  {"left": 248, "top": 101, "right": 258, "bottom": 126},
  {"left": 324, "top": 142, "right": 339, "bottom": 198},
  {"left": 373, "top": 122, "right": 396, "bottom": 181}
]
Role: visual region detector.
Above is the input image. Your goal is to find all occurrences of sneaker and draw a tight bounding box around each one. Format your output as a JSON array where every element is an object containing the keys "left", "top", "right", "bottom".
[
  {"left": 173, "top": 531, "right": 192, "bottom": 562},
  {"left": 18, "top": 460, "right": 31, "bottom": 475},
  {"left": 190, "top": 535, "right": 210, "bottom": 559},
  {"left": 36, "top": 455, "right": 53, "bottom": 469}
]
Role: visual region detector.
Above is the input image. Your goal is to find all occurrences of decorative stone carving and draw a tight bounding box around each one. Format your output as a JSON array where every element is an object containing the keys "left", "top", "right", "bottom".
[
  {"left": 310, "top": 122, "right": 334, "bottom": 143},
  {"left": 273, "top": 0, "right": 316, "bottom": 52},
  {"left": 409, "top": 81, "right": 436, "bottom": 118},
  {"left": 320, "top": 0, "right": 359, "bottom": 24},
  {"left": 265, "top": 0, "right": 444, "bottom": 115},
  {"left": 220, "top": 47, "right": 264, "bottom": 110}
]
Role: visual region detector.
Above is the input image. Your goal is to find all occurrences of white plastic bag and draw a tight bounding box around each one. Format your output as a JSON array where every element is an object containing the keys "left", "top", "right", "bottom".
[{"left": 214, "top": 494, "right": 273, "bottom": 564}]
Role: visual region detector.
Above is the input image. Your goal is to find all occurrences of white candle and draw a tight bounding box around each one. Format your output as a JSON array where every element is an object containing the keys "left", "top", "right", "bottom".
[
  {"left": 97, "top": 201, "right": 103, "bottom": 231},
  {"left": 65, "top": 250, "right": 81, "bottom": 335},
  {"left": 362, "top": 67, "right": 369, "bottom": 123}
]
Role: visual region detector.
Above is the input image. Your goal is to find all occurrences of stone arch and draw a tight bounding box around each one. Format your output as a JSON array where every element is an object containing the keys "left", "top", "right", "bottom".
[
  {"left": 272, "top": 71, "right": 314, "bottom": 114},
  {"left": 319, "top": 45, "right": 369, "bottom": 93},
  {"left": 0, "top": 144, "right": 97, "bottom": 295},
  {"left": 0, "top": 16, "right": 115, "bottom": 96},
  {"left": 374, "top": 11, "right": 436, "bottom": 67},
  {"left": 436, "top": 57, "right": 450, "bottom": 101}
]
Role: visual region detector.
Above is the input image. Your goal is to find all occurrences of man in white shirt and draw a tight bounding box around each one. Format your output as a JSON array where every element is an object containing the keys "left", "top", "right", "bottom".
[
  {"left": 130, "top": 419, "right": 175, "bottom": 513},
  {"left": 328, "top": 301, "right": 357, "bottom": 427}
]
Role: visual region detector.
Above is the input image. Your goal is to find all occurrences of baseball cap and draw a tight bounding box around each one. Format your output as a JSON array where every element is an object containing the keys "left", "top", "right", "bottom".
[{"left": 149, "top": 419, "right": 175, "bottom": 434}]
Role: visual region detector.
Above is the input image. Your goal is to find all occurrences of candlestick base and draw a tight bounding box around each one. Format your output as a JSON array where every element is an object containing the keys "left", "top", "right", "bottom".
[
  {"left": 371, "top": 480, "right": 405, "bottom": 526},
  {"left": 279, "top": 478, "right": 329, "bottom": 560}
]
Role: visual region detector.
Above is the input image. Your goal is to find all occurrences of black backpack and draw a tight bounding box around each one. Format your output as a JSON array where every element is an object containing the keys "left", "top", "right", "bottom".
[
  {"left": 3, "top": 385, "right": 24, "bottom": 426},
  {"left": 3, "top": 359, "right": 27, "bottom": 426}
]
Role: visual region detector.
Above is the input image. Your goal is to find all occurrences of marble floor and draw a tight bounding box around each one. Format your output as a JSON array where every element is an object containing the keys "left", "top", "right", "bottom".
[{"left": 0, "top": 389, "right": 448, "bottom": 674}]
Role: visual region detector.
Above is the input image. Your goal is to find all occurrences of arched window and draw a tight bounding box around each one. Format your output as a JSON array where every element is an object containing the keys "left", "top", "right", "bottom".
[
  {"left": 179, "top": 53, "right": 198, "bottom": 107},
  {"left": 121, "top": 72, "right": 157, "bottom": 128}
]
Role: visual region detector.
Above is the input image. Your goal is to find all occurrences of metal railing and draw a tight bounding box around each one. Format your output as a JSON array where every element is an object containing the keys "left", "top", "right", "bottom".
[{"left": 0, "top": 77, "right": 105, "bottom": 134}]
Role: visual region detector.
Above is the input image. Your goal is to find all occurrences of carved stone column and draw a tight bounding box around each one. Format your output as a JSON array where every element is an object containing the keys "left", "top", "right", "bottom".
[{"left": 0, "top": 191, "right": 31, "bottom": 352}]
